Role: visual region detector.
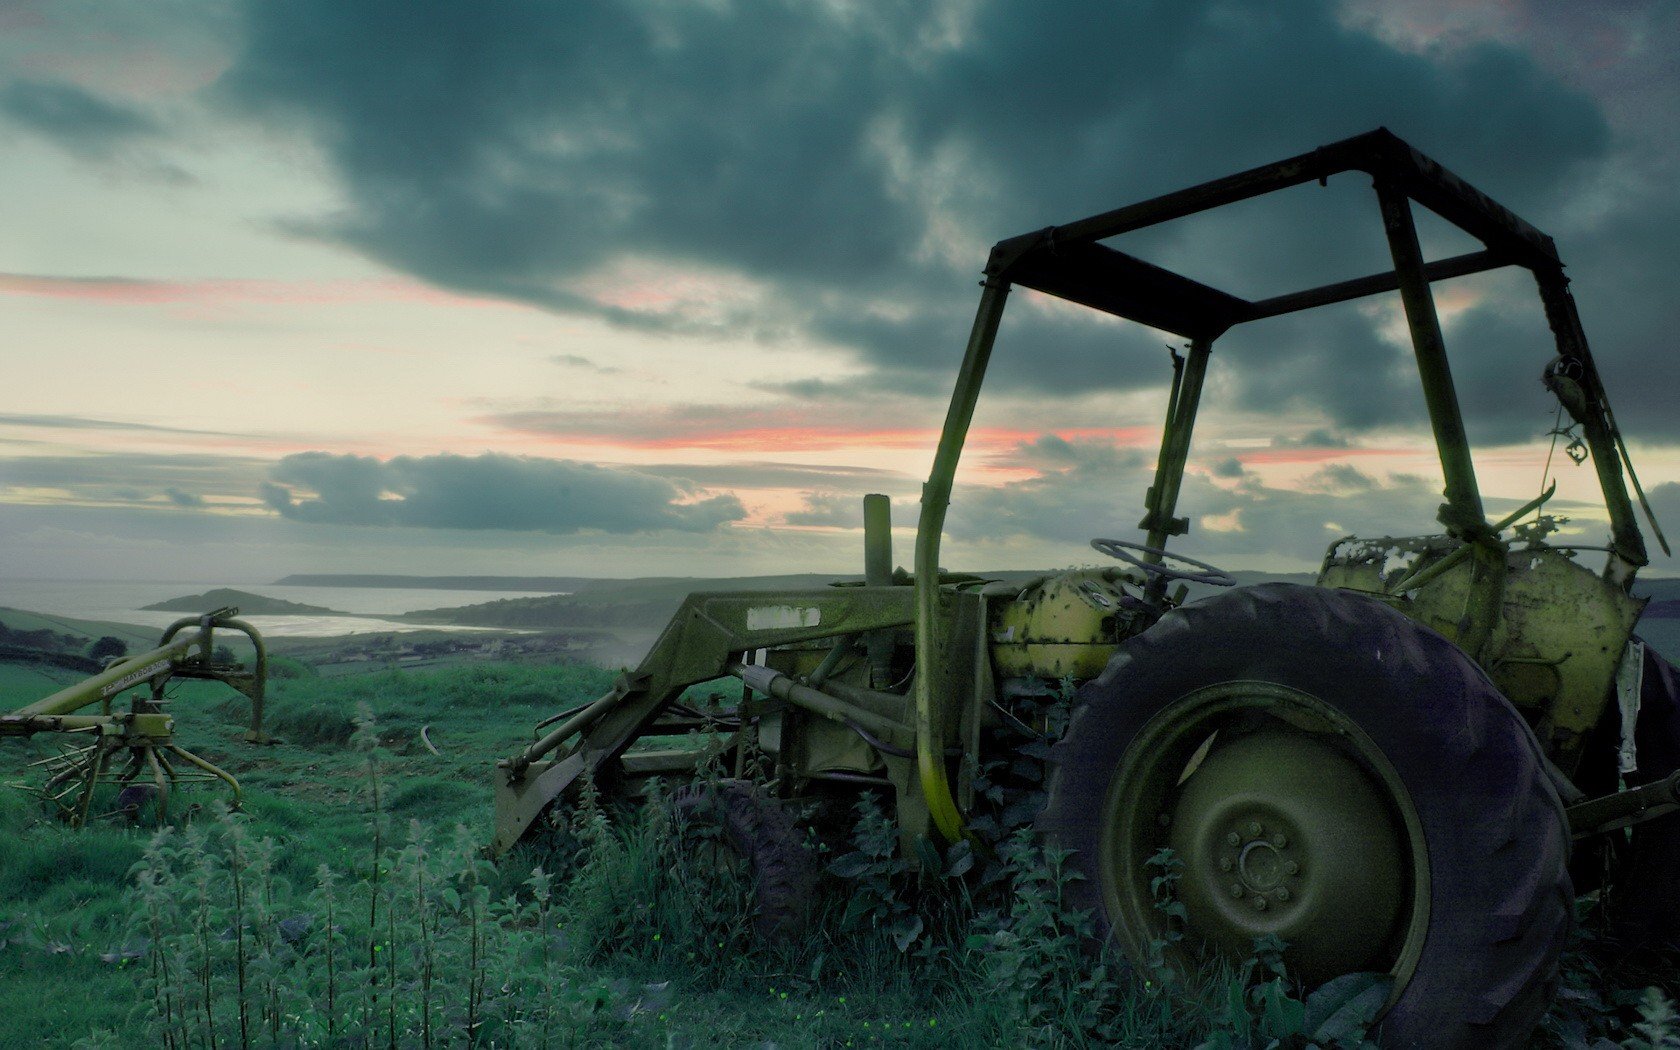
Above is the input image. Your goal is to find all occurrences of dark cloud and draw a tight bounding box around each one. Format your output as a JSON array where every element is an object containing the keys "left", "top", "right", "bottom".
[
  {"left": 999, "top": 434, "right": 1076, "bottom": 467},
  {"left": 479, "top": 399, "right": 956, "bottom": 452},
  {"left": 638, "top": 461, "right": 910, "bottom": 493},
  {"left": 2, "top": 79, "right": 160, "bottom": 159},
  {"left": 217, "top": 0, "right": 1634, "bottom": 427},
  {"left": 550, "top": 353, "right": 620, "bottom": 375},
  {"left": 0, "top": 413, "right": 242, "bottom": 438},
  {"left": 1550, "top": 195, "right": 1680, "bottom": 445},
  {"left": 483, "top": 404, "right": 753, "bottom": 445},
  {"left": 1642, "top": 483, "right": 1680, "bottom": 557},
  {"left": 1221, "top": 305, "right": 1419, "bottom": 433},
  {"left": 0, "top": 452, "right": 270, "bottom": 504},
  {"left": 948, "top": 440, "right": 1153, "bottom": 547},
  {"left": 945, "top": 430, "right": 1680, "bottom": 570},
  {"left": 947, "top": 433, "right": 1460, "bottom": 564},
  {"left": 260, "top": 451, "right": 744, "bottom": 533},
  {"left": 1302, "top": 464, "right": 1379, "bottom": 493},
  {"left": 1211, "top": 457, "right": 1245, "bottom": 478},
  {"left": 1271, "top": 429, "right": 1356, "bottom": 450},
  {"left": 782, "top": 493, "right": 863, "bottom": 528}
]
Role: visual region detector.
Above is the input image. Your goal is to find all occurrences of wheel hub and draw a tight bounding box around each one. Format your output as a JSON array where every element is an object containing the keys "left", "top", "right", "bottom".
[
  {"left": 1167, "top": 728, "right": 1407, "bottom": 983},
  {"left": 1236, "top": 832, "right": 1292, "bottom": 893}
]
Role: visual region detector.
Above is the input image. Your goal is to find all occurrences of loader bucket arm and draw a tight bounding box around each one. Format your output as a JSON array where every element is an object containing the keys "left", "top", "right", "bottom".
[{"left": 492, "top": 585, "right": 912, "bottom": 855}]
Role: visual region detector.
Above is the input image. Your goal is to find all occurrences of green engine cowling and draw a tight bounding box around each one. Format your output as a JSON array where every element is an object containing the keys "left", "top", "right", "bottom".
[
  {"left": 1319, "top": 535, "right": 1644, "bottom": 771},
  {"left": 990, "top": 567, "right": 1151, "bottom": 680}
]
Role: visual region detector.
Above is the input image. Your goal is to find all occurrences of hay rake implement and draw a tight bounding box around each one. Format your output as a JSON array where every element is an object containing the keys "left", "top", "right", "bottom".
[{"left": 2, "top": 608, "right": 268, "bottom": 825}]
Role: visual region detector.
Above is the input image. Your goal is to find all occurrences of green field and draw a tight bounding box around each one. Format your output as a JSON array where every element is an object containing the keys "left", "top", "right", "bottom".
[
  {"left": 0, "top": 658, "right": 1213, "bottom": 1048},
  {"left": 2, "top": 606, "right": 1679, "bottom": 1047}
]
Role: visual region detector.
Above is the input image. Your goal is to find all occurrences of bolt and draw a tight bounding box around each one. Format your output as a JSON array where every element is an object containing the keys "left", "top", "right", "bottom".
[
  {"left": 1227, "top": 831, "right": 1242, "bottom": 847},
  {"left": 1274, "top": 887, "right": 1291, "bottom": 902},
  {"left": 1253, "top": 896, "right": 1269, "bottom": 911},
  {"left": 1230, "top": 883, "right": 1244, "bottom": 898},
  {"left": 1247, "top": 820, "right": 1263, "bottom": 837},
  {"left": 1219, "top": 857, "right": 1233, "bottom": 872},
  {"left": 1158, "top": 812, "right": 1171, "bottom": 827},
  {"left": 1272, "top": 832, "right": 1288, "bottom": 848},
  {"left": 1283, "top": 860, "right": 1299, "bottom": 876}
]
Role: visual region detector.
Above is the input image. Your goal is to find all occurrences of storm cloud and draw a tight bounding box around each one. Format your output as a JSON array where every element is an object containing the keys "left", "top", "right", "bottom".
[
  {"left": 259, "top": 451, "right": 745, "bottom": 533},
  {"left": 942, "top": 432, "right": 1620, "bottom": 567},
  {"left": 2, "top": 79, "right": 160, "bottom": 159},
  {"left": 0, "top": 452, "right": 271, "bottom": 508},
  {"left": 209, "top": 0, "right": 1672, "bottom": 442},
  {"left": 782, "top": 493, "right": 869, "bottom": 528}
]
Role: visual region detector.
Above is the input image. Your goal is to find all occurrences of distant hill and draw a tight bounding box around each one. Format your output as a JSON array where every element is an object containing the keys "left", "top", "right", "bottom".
[
  {"left": 0, "top": 607, "right": 155, "bottom": 649},
  {"left": 275, "top": 574, "right": 592, "bottom": 592},
  {"left": 399, "top": 569, "right": 1316, "bottom": 642},
  {"left": 400, "top": 573, "right": 868, "bottom": 631},
  {"left": 1636, "top": 577, "right": 1680, "bottom": 605},
  {"left": 143, "top": 588, "right": 345, "bottom": 616}
]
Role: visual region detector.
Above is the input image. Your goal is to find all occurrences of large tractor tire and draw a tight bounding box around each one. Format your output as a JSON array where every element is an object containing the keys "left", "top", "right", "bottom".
[
  {"left": 672, "top": 779, "right": 820, "bottom": 941},
  {"left": 1038, "top": 583, "right": 1572, "bottom": 1049},
  {"left": 1611, "top": 641, "right": 1680, "bottom": 953}
]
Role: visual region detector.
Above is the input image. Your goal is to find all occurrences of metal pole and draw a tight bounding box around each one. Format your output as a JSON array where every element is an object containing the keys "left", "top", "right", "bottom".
[
  {"left": 1139, "top": 338, "right": 1213, "bottom": 601},
  {"left": 1534, "top": 269, "right": 1649, "bottom": 583},
  {"left": 914, "top": 277, "right": 1011, "bottom": 841},
  {"left": 1155, "top": 339, "right": 1212, "bottom": 535},
  {"left": 862, "top": 493, "right": 895, "bottom": 686},
  {"left": 863, "top": 494, "right": 893, "bottom": 585},
  {"left": 1375, "top": 181, "right": 1488, "bottom": 539}
]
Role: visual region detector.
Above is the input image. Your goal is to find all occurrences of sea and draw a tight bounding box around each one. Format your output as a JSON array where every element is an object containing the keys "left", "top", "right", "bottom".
[{"left": 0, "top": 578, "right": 563, "bottom": 639}]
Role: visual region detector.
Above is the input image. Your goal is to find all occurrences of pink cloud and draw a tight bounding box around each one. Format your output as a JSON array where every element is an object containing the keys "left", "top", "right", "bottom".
[
  {"left": 1229, "top": 447, "right": 1418, "bottom": 466},
  {"left": 0, "top": 273, "right": 510, "bottom": 310},
  {"left": 488, "top": 405, "right": 1158, "bottom": 455}
]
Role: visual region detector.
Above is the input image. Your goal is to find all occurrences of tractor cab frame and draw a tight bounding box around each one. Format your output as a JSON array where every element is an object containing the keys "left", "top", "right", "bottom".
[{"left": 911, "top": 127, "right": 1667, "bottom": 836}]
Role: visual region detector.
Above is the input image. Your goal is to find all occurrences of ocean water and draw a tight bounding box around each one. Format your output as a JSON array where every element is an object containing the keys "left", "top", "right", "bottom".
[{"left": 0, "top": 578, "right": 563, "bottom": 638}]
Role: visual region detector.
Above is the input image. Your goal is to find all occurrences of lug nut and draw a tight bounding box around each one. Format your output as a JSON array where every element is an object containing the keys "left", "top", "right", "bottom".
[
  {"left": 1248, "top": 820, "right": 1263, "bottom": 836},
  {"left": 1219, "top": 857, "right": 1233, "bottom": 872},
  {"left": 1158, "top": 812, "right": 1171, "bottom": 827},
  {"left": 1230, "top": 884, "right": 1244, "bottom": 898},
  {"left": 1253, "top": 897, "right": 1268, "bottom": 911},
  {"left": 1272, "top": 833, "right": 1288, "bottom": 848},
  {"left": 1227, "top": 831, "right": 1242, "bottom": 846},
  {"left": 1283, "top": 860, "right": 1299, "bottom": 876},
  {"left": 1274, "top": 887, "right": 1290, "bottom": 902}
]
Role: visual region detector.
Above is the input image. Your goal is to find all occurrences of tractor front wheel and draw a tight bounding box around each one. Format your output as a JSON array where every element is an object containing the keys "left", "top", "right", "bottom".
[
  {"left": 1038, "top": 583, "right": 1572, "bottom": 1049},
  {"left": 672, "top": 779, "right": 820, "bottom": 942}
]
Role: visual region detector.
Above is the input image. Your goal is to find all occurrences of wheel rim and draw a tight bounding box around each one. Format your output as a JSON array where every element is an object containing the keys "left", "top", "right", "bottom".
[{"left": 1098, "top": 682, "right": 1430, "bottom": 993}]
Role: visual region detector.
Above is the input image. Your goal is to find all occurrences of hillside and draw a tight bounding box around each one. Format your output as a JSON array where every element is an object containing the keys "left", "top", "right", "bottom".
[
  {"left": 0, "top": 607, "right": 156, "bottom": 650},
  {"left": 402, "top": 569, "right": 1318, "bottom": 627},
  {"left": 274, "top": 573, "right": 592, "bottom": 591},
  {"left": 142, "top": 587, "right": 346, "bottom": 616}
]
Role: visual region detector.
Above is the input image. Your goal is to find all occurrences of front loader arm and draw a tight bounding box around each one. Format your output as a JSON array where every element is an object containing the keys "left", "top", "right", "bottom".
[{"left": 492, "top": 585, "right": 912, "bottom": 855}]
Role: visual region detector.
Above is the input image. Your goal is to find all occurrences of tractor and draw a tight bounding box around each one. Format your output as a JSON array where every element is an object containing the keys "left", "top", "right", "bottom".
[{"left": 492, "top": 129, "right": 1680, "bottom": 1047}]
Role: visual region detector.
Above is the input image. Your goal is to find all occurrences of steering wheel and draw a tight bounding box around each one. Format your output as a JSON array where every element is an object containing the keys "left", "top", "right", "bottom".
[{"left": 1090, "top": 538, "right": 1236, "bottom": 587}]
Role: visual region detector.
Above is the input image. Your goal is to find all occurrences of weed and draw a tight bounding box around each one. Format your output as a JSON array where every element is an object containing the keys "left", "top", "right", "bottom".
[
  {"left": 828, "top": 792, "right": 919, "bottom": 951},
  {"left": 1626, "top": 988, "right": 1680, "bottom": 1050},
  {"left": 9, "top": 658, "right": 1678, "bottom": 1047}
]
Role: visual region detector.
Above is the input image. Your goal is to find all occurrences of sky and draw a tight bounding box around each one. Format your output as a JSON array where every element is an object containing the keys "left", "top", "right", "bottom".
[{"left": 2, "top": 0, "right": 1679, "bottom": 583}]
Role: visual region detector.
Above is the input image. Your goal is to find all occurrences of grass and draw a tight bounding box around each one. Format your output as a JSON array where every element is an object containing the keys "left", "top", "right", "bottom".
[
  {"left": 0, "top": 656, "right": 1677, "bottom": 1048},
  {"left": 0, "top": 658, "right": 617, "bottom": 1048}
]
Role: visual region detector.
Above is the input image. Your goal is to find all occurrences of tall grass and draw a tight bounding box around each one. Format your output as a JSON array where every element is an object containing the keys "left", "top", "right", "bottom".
[
  {"left": 77, "top": 776, "right": 1680, "bottom": 1048},
  {"left": 4, "top": 659, "right": 1678, "bottom": 1047},
  {"left": 115, "top": 760, "right": 1200, "bottom": 1047}
]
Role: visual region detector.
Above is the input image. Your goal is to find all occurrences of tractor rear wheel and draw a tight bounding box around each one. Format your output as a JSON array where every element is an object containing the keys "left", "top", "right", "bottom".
[
  {"left": 672, "top": 779, "right": 819, "bottom": 941},
  {"left": 1038, "top": 583, "right": 1572, "bottom": 1049}
]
